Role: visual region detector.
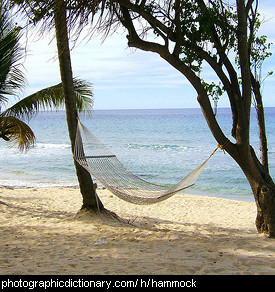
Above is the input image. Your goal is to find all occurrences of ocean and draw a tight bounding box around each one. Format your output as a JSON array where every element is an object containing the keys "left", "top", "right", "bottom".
[{"left": 1, "top": 107, "right": 275, "bottom": 202}]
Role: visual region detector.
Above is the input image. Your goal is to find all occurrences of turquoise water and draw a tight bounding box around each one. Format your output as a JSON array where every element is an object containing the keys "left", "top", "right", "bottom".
[{"left": 1, "top": 108, "right": 275, "bottom": 202}]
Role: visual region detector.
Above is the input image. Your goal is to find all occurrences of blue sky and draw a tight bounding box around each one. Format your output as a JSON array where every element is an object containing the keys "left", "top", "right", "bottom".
[{"left": 16, "top": 1, "right": 275, "bottom": 110}]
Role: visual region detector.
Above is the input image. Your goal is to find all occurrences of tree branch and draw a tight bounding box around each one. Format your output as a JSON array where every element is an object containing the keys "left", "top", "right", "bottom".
[
  {"left": 246, "top": 0, "right": 256, "bottom": 15},
  {"left": 237, "top": 0, "right": 252, "bottom": 118},
  {"left": 119, "top": 3, "right": 229, "bottom": 150}
]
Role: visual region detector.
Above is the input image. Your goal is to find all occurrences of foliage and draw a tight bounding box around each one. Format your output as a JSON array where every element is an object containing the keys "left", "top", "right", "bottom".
[
  {"left": 0, "top": 0, "right": 93, "bottom": 152},
  {"left": 0, "top": 116, "right": 35, "bottom": 151},
  {"left": 125, "top": 1, "right": 271, "bottom": 102},
  {"left": 0, "top": 0, "right": 25, "bottom": 104},
  {"left": 1, "top": 78, "right": 93, "bottom": 120}
]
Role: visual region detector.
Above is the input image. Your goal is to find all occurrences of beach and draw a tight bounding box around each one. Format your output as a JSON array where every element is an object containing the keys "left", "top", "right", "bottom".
[{"left": 0, "top": 186, "right": 274, "bottom": 275}]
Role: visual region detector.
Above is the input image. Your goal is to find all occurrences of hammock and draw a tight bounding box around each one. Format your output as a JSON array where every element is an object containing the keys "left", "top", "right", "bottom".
[{"left": 74, "top": 120, "right": 220, "bottom": 205}]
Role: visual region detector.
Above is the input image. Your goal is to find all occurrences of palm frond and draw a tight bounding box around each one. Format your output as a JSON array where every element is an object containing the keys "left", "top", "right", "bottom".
[
  {"left": 0, "top": 116, "right": 35, "bottom": 152},
  {"left": 0, "top": 0, "right": 26, "bottom": 103},
  {"left": 73, "top": 78, "right": 94, "bottom": 113},
  {"left": 1, "top": 78, "right": 93, "bottom": 120}
]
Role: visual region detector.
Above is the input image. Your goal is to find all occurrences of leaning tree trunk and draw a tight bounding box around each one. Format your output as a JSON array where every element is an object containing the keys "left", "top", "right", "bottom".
[{"left": 54, "top": 0, "right": 104, "bottom": 211}]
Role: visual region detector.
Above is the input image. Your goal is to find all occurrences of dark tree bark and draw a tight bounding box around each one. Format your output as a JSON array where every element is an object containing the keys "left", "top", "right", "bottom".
[{"left": 251, "top": 76, "right": 269, "bottom": 172}]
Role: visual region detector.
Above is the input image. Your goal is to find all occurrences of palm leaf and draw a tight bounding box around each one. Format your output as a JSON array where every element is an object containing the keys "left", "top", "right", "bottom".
[
  {"left": 0, "top": 0, "right": 26, "bottom": 104},
  {"left": 0, "top": 116, "right": 35, "bottom": 152},
  {"left": 1, "top": 78, "right": 93, "bottom": 120},
  {"left": 74, "top": 78, "right": 94, "bottom": 113}
]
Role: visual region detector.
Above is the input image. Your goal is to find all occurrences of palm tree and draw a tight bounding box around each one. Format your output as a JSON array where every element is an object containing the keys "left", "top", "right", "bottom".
[
  {"left": 12, "top": 0, "right": 105, "bottom": 212},
  {"left": 53, "top": 0, "right": 104, "bottom": 211}
]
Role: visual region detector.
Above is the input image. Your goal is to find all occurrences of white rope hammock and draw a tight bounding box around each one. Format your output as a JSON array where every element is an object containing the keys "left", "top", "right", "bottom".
[{"left": 74, "top": 120, "right": 220, "bottom": 205}]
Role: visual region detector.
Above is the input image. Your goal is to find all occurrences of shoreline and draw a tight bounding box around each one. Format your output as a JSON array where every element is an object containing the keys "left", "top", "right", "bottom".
[
  {"left": 0, "top": 183, "right": 254, "bottom": 203},
  {"left": 0, "top": 186, "right": 274, "bottom": 275}
]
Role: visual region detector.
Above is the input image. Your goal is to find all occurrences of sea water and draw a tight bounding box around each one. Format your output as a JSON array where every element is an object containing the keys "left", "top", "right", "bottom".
[{"left": 1, "top": 108, "right": 275, "bottom": 202}]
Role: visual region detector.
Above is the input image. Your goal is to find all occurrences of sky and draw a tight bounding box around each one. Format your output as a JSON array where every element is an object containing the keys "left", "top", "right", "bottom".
[{"left": 12, "top": 1, "right": 275, "bottom": 110}]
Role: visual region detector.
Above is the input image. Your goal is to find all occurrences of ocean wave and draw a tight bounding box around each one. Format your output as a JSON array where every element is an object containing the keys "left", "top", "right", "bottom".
[
  {"left": 125, "top": 143, "right": 195, "bottom": 151},
  {"left": 35, "top": 143, "right": 71, "bottom": 150},
  {"left": 0, "top": 179, "right": 78, "bottom": 189}
]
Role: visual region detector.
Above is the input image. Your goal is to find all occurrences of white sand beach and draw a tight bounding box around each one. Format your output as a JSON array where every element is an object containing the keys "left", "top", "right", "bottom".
[{"left": 0, "top": 186, "right": 274, "bottom": 275}]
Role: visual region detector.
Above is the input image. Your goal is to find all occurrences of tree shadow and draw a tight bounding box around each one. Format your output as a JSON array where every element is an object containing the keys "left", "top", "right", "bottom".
[{"left": 1, "top": 194, "right": 274, "bottom": 275}]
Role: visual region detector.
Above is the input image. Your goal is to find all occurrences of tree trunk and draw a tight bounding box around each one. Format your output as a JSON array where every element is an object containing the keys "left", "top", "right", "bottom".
[
  {"left": 54, "top": 0, "right": 104, "bottom": 211},
  {"left": 226, "top": 142, "right": 275, "bottom": 237},
  {"left": 244, "top": 148, "right": 275, "bottom": 237},
  {"left": 255, "top": 185, "right": 275, "bottom": 237},
  {"left": 199, "top": 92, "right": 275, "bottom": 238}
]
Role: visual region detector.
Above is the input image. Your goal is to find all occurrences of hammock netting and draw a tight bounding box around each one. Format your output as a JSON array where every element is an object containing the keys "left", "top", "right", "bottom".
[{"left": 74, "top": 120, "right": 212, "bottom": 205}]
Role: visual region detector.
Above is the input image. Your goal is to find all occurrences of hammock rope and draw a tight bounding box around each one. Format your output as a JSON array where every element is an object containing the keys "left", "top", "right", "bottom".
[{"left": 74, "top": 120, "right": 226, "bottom": 205}]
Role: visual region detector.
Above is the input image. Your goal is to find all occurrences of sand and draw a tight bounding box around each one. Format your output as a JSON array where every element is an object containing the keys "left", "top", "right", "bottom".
[{"left": 0, "top": 186, "right": 274, "bottom": 275}]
